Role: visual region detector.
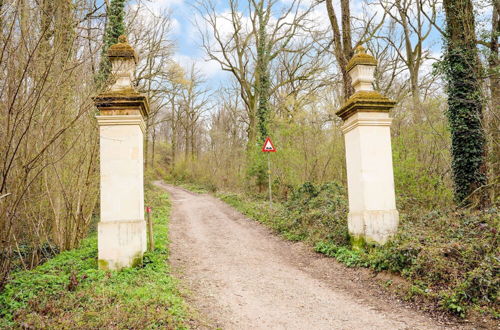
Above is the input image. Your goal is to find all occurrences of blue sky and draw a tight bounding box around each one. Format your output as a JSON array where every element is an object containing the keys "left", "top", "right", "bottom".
[
  {"left": 133, "top": 0, "right": 451, "bottom": 88},
  {"left": 133, "top": 0, "right": 232, "bottom": 87},
  {"left": 129, "top": 0, "right": 495, "bottom": 91}
]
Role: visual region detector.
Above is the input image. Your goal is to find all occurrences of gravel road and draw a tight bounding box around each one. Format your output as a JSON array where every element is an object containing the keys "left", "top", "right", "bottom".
[{"left": 155, "top": 181, "right": 461, "bottom": 330}]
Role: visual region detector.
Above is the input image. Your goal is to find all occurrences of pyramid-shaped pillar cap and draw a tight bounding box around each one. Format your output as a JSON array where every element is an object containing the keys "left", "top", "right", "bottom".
[
  {"left": 336, "top": 45, "right": 395, "bottom": 120},
  {"left": 93, "top": 35, "right": 149, "bottom": 118}
]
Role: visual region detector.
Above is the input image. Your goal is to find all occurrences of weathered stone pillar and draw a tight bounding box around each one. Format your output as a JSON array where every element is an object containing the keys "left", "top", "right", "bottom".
[
  {"left": 93, "top": 36, "right": 149, "bottom": 270},
  {"left": 336, "top": 46, "right": 399, "bottom": 247}
]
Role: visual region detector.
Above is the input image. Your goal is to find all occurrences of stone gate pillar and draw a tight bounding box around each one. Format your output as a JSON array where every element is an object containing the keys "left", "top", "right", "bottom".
[
  {"left": 336, "top": 46, "right": 399, "bottom": 247},
  {"left": 93, "top": 36, "right": 149, "bottom": 270}
]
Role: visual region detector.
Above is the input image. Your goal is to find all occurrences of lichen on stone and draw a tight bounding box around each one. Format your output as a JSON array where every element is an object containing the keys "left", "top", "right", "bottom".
[
  {"left": 98, "top": 259, "right": 109, "bottom": 270},
  {"left": 93, "top": 89, "right": 150, "bottom": 117},
  {"left": 131, "top": 253, "right": 143, "bottom": 268},
  {"left": 350, "top": 235, "right": 366, "bottom": 251},
  {"left": 346, "top": 46, "right": 377, "bottom": 72},
  {"left": 108, "top": 35, "right": 137, "bottom": 63},
  {"left": 336, "top": 90, "right": 396, "bottom": 120},
  {"left": 97, "top": 87, "right": 143, "bottom": 98}
]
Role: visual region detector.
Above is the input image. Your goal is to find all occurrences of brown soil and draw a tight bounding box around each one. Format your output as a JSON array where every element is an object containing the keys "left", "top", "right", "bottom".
[{"left": 155, "top": 182, "right": 474, "bottom": 330}]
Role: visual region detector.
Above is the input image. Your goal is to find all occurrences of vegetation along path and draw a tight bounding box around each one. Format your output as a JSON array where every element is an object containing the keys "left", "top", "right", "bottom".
[{"left": 155, "top": 181, "right": 458, "bottom": 329}]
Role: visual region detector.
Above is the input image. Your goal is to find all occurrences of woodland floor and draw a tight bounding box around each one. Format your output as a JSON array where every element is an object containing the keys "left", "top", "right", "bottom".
[{"left": 154, "top": 181, "right": 471, "bottom": 329}]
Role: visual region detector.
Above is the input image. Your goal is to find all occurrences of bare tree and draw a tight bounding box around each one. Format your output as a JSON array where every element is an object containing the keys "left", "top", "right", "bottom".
[
  {"left": 486, "top": 0, "right": 500, "bottom": 186},
  {"left": 127, "top": 5, "right": 175, "bottom": 169},
  {"left": 196, "top": 0, "right": 316, "bottom": 148},
  {"left": 0, "top": 0, "right": 105, "bottom": 286},
  {"left": 377, "top": 0, "right": 438, "bottom": 107},
  {"left": 324, "top": 0, "right": 385, "bottom": 100},
  {"left": 178, "top": 64, "right": 211, "bottom": 159}
]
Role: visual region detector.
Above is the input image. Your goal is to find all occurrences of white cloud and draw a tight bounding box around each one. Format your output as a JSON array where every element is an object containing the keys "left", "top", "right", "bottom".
[
  {"left": 130, "top": 0, "right": 183, "bottom": 17},
  {"left": 147, "top": 0, "right": 184, "bottom": 9},
  {"left": 171, "top": 17, "right": 181, "bottom": 35},
  {"left": 174, "top": 53, "right": 225, "bottom": 79}
]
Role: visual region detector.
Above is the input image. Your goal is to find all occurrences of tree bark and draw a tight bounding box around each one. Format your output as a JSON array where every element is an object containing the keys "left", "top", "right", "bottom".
[
  {"left": 144, "top": 125, "right": 149, "bottom": 170},
  {"left": 326, "top": 0, "right": 354, "bottom": 100},
  {"left": 152, "top": 126, "right": 156, "bottom": 166},
  {"left": 443, "top": 0, "right": 489, "bottom": 206},
  {"left": 256, "top": 0, "right": 271, "bottom": 142},
  {"left": 488, "top": 0, "right": 500, "bottom": 185}
]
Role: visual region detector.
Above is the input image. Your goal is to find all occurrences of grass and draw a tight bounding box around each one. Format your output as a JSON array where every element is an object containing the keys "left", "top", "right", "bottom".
[{"left": 0, "top": 186, "right": 190, "bottom": 329}]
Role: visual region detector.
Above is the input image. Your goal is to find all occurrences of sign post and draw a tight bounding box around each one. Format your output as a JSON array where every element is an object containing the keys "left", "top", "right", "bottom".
[
  {"left": 268, "top": 152, "right": 272, "bottom": 205},
  {"left": 146, "top": 206, "right": 154, "bottom": 251},
  {"left": 262, "top": 137, "right": 276, "bottom": 208}
]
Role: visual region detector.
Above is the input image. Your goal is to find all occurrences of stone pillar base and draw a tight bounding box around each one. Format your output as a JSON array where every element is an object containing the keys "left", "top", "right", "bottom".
[
  {"left": 348, "top": 210, "right": 399, "bottom": 247},
  {"left": 98, "top": 220, "right": 147, "bottom": 270}
]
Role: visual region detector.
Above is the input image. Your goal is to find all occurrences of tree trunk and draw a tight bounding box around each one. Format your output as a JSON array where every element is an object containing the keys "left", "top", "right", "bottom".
[
  {"left": 326, "top": 0, "right": 354, "bottom": 100},
  {"left": 97, "top": 0, "right": 126, "bottom": 84},
  {"left": 171, "top": 126, "right": 176, "bottom": 166},
  {"left": 488, "top": 0, "right": 500, "bottom": 186},
  {"left": 152, "top": 126, "right": 156, "bottom": 166},
  {"left": 191, "top": 126, "right": 196, "bottom": 160},
  {"left": 443, "top": 0, "right": 489, "bottom": 207},
  {"left": 246, "top": 95, "right": 257, "bottom": 151},
  {"left": 184, "top": 126, "right": 189, "bottom": 160},
  {"left": 144, "top": 124, "right": 149, "bottom": 170},
  {"left": 170, "top": 99, "right": 177, "bottom": 167},
  {"left": 256, "top": 0, "right": 270, "bottom": 142}
]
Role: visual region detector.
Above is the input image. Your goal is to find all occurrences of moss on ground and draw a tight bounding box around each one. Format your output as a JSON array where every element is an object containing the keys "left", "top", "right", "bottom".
[{"left": 0, "top": 187, "right": 190, "bottom": 329}]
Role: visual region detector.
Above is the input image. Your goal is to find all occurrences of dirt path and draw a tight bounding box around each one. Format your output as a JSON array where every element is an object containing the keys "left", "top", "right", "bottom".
[{"left": 155, "top": 182, "right": 462, "bottom": 330}]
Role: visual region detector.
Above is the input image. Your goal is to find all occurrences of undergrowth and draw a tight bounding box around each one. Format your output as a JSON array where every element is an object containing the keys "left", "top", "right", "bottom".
[
  {"left": 0, "top": 186, "right": 189, "bottom": 329},
  {"left": 215, "top": 181, "right": 499, "bottom": 319}
]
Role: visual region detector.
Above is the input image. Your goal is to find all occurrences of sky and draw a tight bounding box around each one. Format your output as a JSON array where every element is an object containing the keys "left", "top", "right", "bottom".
[
  {"left": 130, "top": 0, "right": 494, "bottom": 91},
  {"left": 133, "top": 0, "right": 231, "bottom": 87}
]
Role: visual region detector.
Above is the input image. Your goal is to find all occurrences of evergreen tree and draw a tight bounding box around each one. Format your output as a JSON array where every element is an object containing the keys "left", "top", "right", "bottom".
[{"left": 442, "top": 0, "right": 489, "bottom": 206}]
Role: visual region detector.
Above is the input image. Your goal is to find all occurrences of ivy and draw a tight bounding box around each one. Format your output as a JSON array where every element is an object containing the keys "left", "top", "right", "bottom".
[
  {"left": 96, "top": 0, "right": 127, "bottom": 85},
  {"left": 442, "top": 0, "right": 488, "bottom": 205}
]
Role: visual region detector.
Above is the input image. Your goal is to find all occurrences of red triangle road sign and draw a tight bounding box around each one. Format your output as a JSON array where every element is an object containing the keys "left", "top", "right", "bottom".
[{"left": 262, "top": 137, "right": 276, "bottom": 152}]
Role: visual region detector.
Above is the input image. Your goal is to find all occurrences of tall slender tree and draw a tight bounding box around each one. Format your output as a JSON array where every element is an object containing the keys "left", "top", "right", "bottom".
[
  {"left": 442, "top": 0, "right": 489, "bottom": 206},
  {"left": 325, "top": 0, "right": 385, "bottom": 101},
  {"left": 196, "top": 0, "right": 314, "bottom": 190},
  {"left": 97, "top": 0, "right": 126, "bottom": 84},
  {"left": 377, "top": 0, "right": 438, "bottom": 108},
  {"left": 488, "top": 0, "right": 500, "bottom": 186},
  {"left": 255, "top": 0, "right": 271, "bottom": 143},
  {"left": 197, "top": 0, "right": 314, "bottom": 149}
]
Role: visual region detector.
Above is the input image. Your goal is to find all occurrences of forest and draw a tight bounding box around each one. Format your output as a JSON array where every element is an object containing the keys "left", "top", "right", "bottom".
[{"left": 0, "top": 0, "right": 498, "bottom": 327}]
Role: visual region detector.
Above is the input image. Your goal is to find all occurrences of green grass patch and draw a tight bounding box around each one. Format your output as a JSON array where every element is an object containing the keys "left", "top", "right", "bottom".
[
  {"left": 0, "top": 187, "right": 190, "bottom": 329},
  {"left": 167, "top": 180, "right": 211, "bottom": 194}
]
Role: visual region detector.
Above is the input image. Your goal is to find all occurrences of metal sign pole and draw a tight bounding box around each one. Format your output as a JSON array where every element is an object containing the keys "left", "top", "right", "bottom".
[
  {"left": 262, "top": 137, "right": 276, "bottom": 209},
  {"left": 146, "top": 207, "right": 154, "bottom": 251},
  {"left": 268, "top": 152, "right": 272, "bottom": 208}
]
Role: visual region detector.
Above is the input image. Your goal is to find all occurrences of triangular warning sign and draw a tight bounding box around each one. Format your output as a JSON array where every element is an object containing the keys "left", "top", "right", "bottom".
[{"left": 262, "top": 137, "right": 276, "bottom": 152}]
